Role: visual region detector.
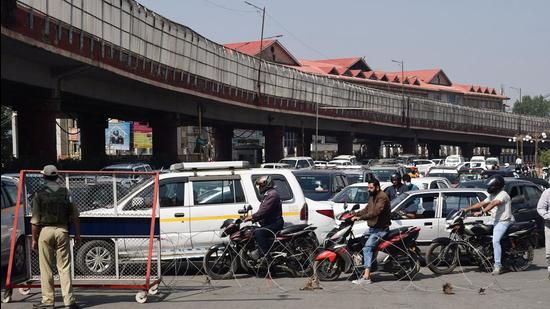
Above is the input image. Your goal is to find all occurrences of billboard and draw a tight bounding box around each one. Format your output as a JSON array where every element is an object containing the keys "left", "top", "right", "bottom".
[
  {"left": 133, "top": 122, "right": 153, "bottom": 149},
  {"left": 105, "top": 121, "right": 131, "bottom": 151}
]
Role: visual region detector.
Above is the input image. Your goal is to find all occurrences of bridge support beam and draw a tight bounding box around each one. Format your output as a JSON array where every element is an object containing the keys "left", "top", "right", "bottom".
[
  {"left": 16, "top": 99, "right": 59, "bottom": 168},
  {"left": 79, "top": 114, "right": 107, "bottom": 167},
  {"left": 296, "top": 130, "right": 312, "bottom": 157},
  {"left": 212, "top": 126, "right": 233, "bottom": 161},
  {"left": 365, "top": 137, "right": 381, "bottom": 159},
  {"left": 489, "top": 146, "right": 502, "bottom": 158},
  {"left": 151, "top": 114, "right": 180, "bottom": 168},
  {"left": 263, "top": 126, "right": 284, "bottom": 163},
  {"left": 337, "top": 132, "right": 354, "bottom": 155},
  {"left": 460, "top": 143, "right": 475, "bottom": 159},
  {"left": 401, "top": 137, "right": 418, "bottom": 155}
]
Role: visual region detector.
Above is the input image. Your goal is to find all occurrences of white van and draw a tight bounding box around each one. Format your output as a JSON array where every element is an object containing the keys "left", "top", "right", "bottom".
[
  {"left": 470, "top": 156, "right": 486, "bottom": 163},
  {"left": 444, "top": 155, "right": 465, "bottom": 167},
  {"left": 77, "top": 162, "right": 320, "bottom": 275},
  {"left": 486, "top": 157, "right": 500, "bottom": 170}
]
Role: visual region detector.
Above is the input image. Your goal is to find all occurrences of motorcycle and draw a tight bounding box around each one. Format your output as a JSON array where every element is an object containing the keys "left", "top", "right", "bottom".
[
  {"left": 314, "top": 204, "right": 422, "bottom": 281},
  {"left": 203, "top": 205, "right": 319, "bottom": 279},
  {"left": 426, "top": 209, "right": 537, "bottom": 274}
]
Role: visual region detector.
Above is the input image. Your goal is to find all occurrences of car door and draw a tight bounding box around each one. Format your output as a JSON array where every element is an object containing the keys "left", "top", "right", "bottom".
[
  {"left": 1, "top": 185, "right": 11, "bottom": 259},
  {"left": 508, "top": 185, "right": 531, "bottom": 223},
  {"left": 441, "top": 192, "right": 491, "bottom": 234},
  {"left": 189, "top": 176, "right": 247, "bottom": 251},
  {"left": 519, "top": 185, "right": 543, "bottom": 224},
  {"left": 157, "top": 178, "right": 191, "bottom": 256},
  {"left": 391, "top": 192, "right": 440, "bottom": 244},
  {"left": 250, "top": 173, "right": 302, "bottom": 224}
]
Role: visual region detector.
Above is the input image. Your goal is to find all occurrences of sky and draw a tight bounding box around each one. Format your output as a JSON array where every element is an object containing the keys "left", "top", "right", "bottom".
[{"left": 138, "top": 0, "right": 550, "bottom": 105}]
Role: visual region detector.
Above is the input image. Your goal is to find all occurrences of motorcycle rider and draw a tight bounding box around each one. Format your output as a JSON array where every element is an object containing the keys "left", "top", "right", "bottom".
[
  {"left": 350, "top": 179, "right": 391, "bottom": 284},
  {"left": 384, "top": 173, "right": 407, "bottom": 201},
  {"left": 244, "top": 175, "right": 284, "bottom": 259},
  {"left": 464, "top": 176, "right": 514, "bottom": 275},
  {"left": 536, "top": 188, "right": 550, "bottom": 280}
]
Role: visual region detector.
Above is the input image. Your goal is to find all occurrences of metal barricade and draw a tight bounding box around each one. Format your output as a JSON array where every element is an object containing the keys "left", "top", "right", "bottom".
[{"left": 3, "top": 170, "right": 162, "bottom": 304}]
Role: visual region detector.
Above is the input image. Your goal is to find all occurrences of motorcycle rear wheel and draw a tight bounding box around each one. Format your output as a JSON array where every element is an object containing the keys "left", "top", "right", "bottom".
[
  {"left": 203, "top": 246, "right": 238, "bottom": 280},
  {"left": 510, "top": 244, "right": 534, "bottom": 272},
  {"left": 426, "top": 242, "right": 459, "bottom": 275},
  {"left": 314, "top": 259, "right": 342, "bottom": 281},
  {"left": 392, "top": 253, "right": 420, "bottom": 280}
]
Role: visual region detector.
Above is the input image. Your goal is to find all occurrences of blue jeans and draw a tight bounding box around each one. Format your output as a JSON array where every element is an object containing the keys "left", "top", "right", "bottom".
[
  {"left": 362, "top": 228, "right": 388, "bottom": 270},
  {"left": 493, "top": 220, "right": 511, "bottom": 267}
]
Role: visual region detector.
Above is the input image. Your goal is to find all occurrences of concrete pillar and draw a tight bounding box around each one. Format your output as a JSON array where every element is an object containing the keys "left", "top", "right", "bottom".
[
  {"left": 460, "top": 143, "right": 475, "bottom": 159},
  {"left": 212, "top": 126, "right": 233, "bottom": 161},
  {"left": 337, "top": 132, "right": 353, "bottom": 155},
  {"left": 365, "top": 137, "right": 381, "bottom": 158},
  {"left": 263, "top": 126, "right": 284, "bottom": 163},
  {"left": 16, "top": 99, "right": 59, "bottom": 168},
  {"left": 426, "top": 143, "right": 440, "bottom": 158},
  {"left": 401, "top": 138, "right": 418, "bottom": 155},
  {"left": 151, "top": 114, "right": 180, "bottom": 168},
  {"left": 78, "top": 114, "right": 107, "bottom": 167},
  {"left": 489, "top": 146, "right": 502, "bottom": 158},
  {"left": 296, "top": 130, "right": 312, "bottom": 157}
]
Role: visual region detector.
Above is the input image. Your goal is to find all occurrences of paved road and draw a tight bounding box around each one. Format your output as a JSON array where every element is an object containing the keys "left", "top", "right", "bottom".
[{"left": 2, "top": 248, "right": 549, "bottom": 309}]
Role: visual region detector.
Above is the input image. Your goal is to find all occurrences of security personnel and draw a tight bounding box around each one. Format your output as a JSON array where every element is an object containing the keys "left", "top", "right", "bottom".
[{"left": 31, "top": 165, "right": 81, "bottom": 309}]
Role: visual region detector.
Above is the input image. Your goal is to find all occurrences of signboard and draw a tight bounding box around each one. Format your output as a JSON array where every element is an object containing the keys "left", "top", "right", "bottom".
[
  {"left": 105, "top": 121, "right": 131, "bottom": 150},
  {"left": 133, "top": 122, "right": 152, "bottom": 149},
  {"left": 68, "top": 127, "right": 80, "bottom": 142}
]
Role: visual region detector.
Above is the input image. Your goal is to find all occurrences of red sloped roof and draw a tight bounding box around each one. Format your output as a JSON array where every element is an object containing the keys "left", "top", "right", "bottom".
[
  {"left": 385, "top": 68, "right": 448, "bottom": 84},
  {"left": 306, "top": 57, "right": 372, "bottom": 71},
  {"left": 223, "top": 39, "right": 276, "bottom": 56}
]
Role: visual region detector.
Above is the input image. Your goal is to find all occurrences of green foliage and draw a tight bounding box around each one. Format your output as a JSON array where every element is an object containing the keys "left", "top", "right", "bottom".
[
  {"left": 540, "top": 149, "right": 550, "bottom": 167},
  {"left": 512, "top": 95, "right": 550, "bottom": 117},
  {"left": 1, "top": 105, "right": 14, "bottom": 167}
]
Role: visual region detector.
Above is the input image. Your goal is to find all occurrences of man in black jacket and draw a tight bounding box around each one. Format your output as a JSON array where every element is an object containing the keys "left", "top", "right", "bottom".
[{"left": 245, "top": 176, "right": 284, "bottom": 257}]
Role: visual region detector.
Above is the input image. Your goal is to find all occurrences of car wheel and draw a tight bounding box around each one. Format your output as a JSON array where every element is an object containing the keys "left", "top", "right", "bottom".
[
  {"left": 75, "top": 240, "right": 115, "bottom": 276},
  {"left": 13, "top": 237, "right": 26, "bottom": 275}
]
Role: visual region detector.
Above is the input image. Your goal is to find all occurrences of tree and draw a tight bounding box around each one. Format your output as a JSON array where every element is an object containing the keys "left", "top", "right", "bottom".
[
  {"left": 512, "top": 95, "right": 550, "bottom": 117},
  {"left": 540, "top": 149, "right": 550, "bottom": 167},
  {"left": 1, "top": 105, "right": 14, "bottom": 166}
]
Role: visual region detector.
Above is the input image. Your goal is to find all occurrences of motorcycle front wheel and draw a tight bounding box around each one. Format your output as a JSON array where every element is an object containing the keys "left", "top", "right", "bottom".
[
  {"left": 203, "top": 246, "right": 238, "bottom": 280},
  {"left": 314, "top": 258, "right": 342, "bottom": 281},
  {"left": 426, "top": 242, "right": 459, "bottom": 275}
]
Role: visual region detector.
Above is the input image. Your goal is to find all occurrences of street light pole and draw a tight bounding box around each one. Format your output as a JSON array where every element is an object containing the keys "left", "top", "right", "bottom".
[
  {"left": 244, "top": 1, "right": 265, "bottom": 103},
  {"left": 392, "top": 59, "right": 405, "bottom": 126},
  {"left": 315, "top": 101, "right": 319, "bottom": 160},
  {"left": 510, "top": 86, "right": 522, "bottom": 106}
]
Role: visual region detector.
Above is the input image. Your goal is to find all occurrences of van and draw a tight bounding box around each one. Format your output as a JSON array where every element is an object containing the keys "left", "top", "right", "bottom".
[
  {"left": 444, "top": 155, "right": 465, "bottom": 167},
  {"left": 485, "top": 157, "right": 500, "bottom": 170}
]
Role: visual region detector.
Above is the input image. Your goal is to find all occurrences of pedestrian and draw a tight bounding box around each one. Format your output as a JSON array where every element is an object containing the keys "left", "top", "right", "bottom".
[
  {"left": 244, "top": 175, "right": 284, "bottom": 259},
  {"left": 536, "top": 188, "right": 550, "bottom": 280},
  {"left": 400, "top": 174, "right": 421, "bottom": 218},
  {"left": 464, "top": 176, "right": 513, "bottom": 275},
  {"left": 31, "top": 165, "right": 81, "bottom": 308},
  {"left": 350, "top": 179, "right": 391, "bottom": 284}
]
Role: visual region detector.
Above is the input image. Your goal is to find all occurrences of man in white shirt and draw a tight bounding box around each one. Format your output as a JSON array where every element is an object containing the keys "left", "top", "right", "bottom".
[
  {"left": 536, "top": 188, "right": 550, "bottom": 280},
  {"left": 464, "top": 176, "right": 513, "bottom": 275}
]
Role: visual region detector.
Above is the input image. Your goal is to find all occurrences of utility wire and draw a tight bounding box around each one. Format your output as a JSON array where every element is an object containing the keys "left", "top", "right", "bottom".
[{"left": 200, "top": 0, "right": 256, "bottom": 13}]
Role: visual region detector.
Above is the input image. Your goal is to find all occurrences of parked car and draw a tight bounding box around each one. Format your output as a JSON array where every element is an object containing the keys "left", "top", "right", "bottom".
[
  {"left": 332, "top": 155, "right": 358, "bottom": 165},
  {"left": 444, "top": 155, "right": 465, "bottom": 167},
  {"left": 314, "top": 161, "right": 330, "bottom": 168},
  {"left": 292, "top": 169, "right": 348, "bottom": 201},
  {"left": 470, "top": 156, "right": 486, "bottom": 164},
  {"left": 337, "top": 188, "right": 491, "bottom": 244},
  {"left": 457, "top": 161, "right": 487, "bottom": 170},
  {"left": 322, "top": 182, "right": 371, "bottom": 226},
  {"left": 260, "top": 163, "right": 291, "bottom": 169},
  {"left": 431, "top": 159, "right": 445, "bottom": 166},
  {"left": 412, "top": 159, "right": 436, "bottom": 175},
  {"left": 397, "top": 154, "right": 419, "bottom": 165},
  {"left": 458, "top": 177, "right": 546, "bottom": 242},
  {"left": 340, "top": 169, "right": 375, "bottom": 185},
  {"left": 427, "top": 167, "right": 460, "bottom": 187},
  {"left": 279, "top": 156, "right": 315, "bottom": 169},
  {"left": 485, "top": 157, "right": 500, "bottom": 170},
  {"left": 458, "top": 168, "right": 485, "bottom": 182},
  {"left": 1, "top": 175, "right": 26, "bottom": 275},
  {"left": 328, "top": 159, "right": 353, "bottom": 167},
  {"left": 369, "top": 165, "right": 408, "bottom": 189},
  {"left": 411, "top": 177, "right": 452, "bottom": 190},
  {"left": 77, "top": 161, "right": 315, "bottom": 276},
  {"left": 101, "top": 163, "right": 152, "bottom": 173}
]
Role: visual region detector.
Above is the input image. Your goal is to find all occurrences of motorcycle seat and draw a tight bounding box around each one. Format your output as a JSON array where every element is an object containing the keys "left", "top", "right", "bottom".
[
  {"left": 382, "top": 227, "right": 409, "bottom": 240},
  {"left": 507, "top": 221, "right": 535, "bottom": 234},
  {"left": 276, "top": 224, "right": 310, "bottom": 236}
]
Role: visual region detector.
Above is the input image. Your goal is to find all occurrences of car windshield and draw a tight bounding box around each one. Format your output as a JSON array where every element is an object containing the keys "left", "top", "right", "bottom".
[
  {"left": 296, "top": 175, "right": 331, "bottom": 192},
  {"left": 280, "top": 159, "right": 297, "bottom": 167},
  {"left": 332, "top": 186, "right": 370, "bottom": 203},
  {"left": 371, "top": 169, "right": 395, "bottom": 182},
  {"left": 429, "top": 173, "right": 459, "bottom": 185}
]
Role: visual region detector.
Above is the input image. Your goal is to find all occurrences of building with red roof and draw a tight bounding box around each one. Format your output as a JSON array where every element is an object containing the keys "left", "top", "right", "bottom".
[{"left": 223, "top": 39, "right": 508, "bottom": 111}]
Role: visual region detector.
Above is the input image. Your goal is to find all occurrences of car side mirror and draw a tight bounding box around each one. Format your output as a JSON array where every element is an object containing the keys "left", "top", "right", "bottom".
[
  {"left": 351, "top": 204, "right": 360, "bottom": 211},
  {"left": 390, "top": 212, "right": 401, "bottom": 220},
  {"left": 247, "top": 205, "right": 253, "bottom": 211}
]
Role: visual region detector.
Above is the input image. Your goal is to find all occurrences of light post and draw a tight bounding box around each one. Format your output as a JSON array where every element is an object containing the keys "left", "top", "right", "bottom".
[
  {"left": 509, "top": 132, "right": 547, "bottom": 174},
  {"left": 244, "top": 1, "right": 266, "bottom": 103},
  {"left": 509, "top": 86, "right": 522, "bottom": 106},
  {"left": 392, "top": 59, "right": 405, "bottom": 126}
]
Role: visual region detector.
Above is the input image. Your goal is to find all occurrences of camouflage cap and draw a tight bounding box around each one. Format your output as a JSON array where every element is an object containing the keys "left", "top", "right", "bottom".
[{"left": 41, "top": 165, "right": 59, "bottom": 176}]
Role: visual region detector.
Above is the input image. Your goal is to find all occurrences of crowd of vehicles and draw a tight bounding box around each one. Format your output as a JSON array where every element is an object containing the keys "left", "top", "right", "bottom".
[{"left": 1, "top": 154, "right": 547, "bottom": 282}]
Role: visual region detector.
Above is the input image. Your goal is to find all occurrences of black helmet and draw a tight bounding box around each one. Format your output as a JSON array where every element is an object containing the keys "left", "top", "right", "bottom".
[
  {"left": 486, "top": 175, "right": 505, "bottom": 194},
  {"left": 390, "top": 173, "right": 402, "bottom": 183},
  {"left": 256, "top": 175, "right": 274, "bottom": 194}
]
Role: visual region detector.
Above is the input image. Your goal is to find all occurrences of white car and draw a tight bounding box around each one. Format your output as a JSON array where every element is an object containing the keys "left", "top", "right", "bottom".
[
  {"left": 260, "top": 163, "right": 291, "bottom": 169},
  {"left": 332, "top": 155, "right": 358, "bottom": 165},
  {"left": 1, "top": 175, "right": 26, "bottom": 275},
  {"left": 77, "top": 161, "right": 314, "bottom": 275},
  {"left": 486, "top": 157, "right": 500, "bottom": 170},
  {"left": 412, "top": 159, "right": 436, "bottom": 175},
  {"left": 457, "top": 161, "right": 487, "bottom": 170},
  {"left": 348, "top": 188, "right": 491, "bottom": 244},
  {"left": 279, "top": 157, "right": 315, "bottom": 169},
  {"left": 444, "top": 155, "right": 465, "bottom": 167},
  {"left": 411, "top": 177, "right": 451, "bottom": 190},
  {"left": 328, "top": 159, "right": 353, "bottom": 166}
]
